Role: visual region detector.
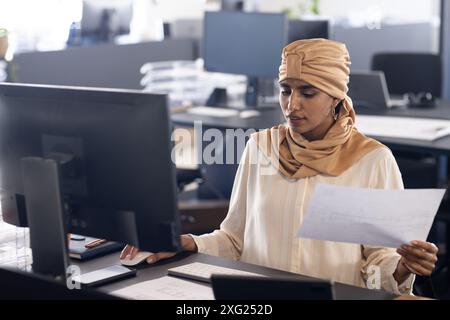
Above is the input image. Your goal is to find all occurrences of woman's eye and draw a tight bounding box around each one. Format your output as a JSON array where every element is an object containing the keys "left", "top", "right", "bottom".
[
  {"left": 302, "top": 92, "right": 315, "bottom": 98},
  {"left": 280, "top": 89, "right": 291, "bottom": 96}
]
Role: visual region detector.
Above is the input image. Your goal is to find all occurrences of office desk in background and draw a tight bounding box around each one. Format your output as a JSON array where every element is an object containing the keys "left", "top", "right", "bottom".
[
  {"left": 172, "top": 106, "right": 284, "bottom": 130},
  {"left": 74, "top": 252, "right": 395, "bottom": 300}
]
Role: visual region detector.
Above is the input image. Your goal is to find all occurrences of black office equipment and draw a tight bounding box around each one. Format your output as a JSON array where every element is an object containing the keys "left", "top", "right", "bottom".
[
  {"left": 0, "top": 83, "right": 181, "bottom": 280},
  {"left": 212, "top": 275, "right": 334, "bottom": 300},
  {"left": 205, "top": 87, "right": 228, "bottom": 107},
  {"left": 371, "top": 53, "right": 442, "bottom": 98},
  {"left": 287, "top": 19, "right": 329, "bottom": 43},
  {"left": 163, "top": 22, "right": 171, "bottom": 38},
  {"left": 203, "top": 11, "right": 287, "bottom": 107},
  {"left": 405, "top": 91, "right": 437, "bottom": 108}
]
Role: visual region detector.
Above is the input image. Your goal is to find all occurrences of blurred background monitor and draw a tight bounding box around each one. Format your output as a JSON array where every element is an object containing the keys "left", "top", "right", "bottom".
[
  {"left": 221, "top": 0, "right": 244, "bottom": 11},
  {"left": 288, "top": 19, "right": 329, "bottom": 43},
  {"left": 81, "top": 0, "right": 133, "bottom": 43},
  {"left": 203, "top": 11, "right": 287, "bottom": 106},
  {"left": 203, "top": 11, "right": 287, "bottom": 78}
]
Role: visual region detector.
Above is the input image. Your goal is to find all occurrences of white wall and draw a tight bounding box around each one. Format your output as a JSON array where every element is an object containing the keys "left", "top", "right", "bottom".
[{"left": 154, "top": 0, "right": 219, "bottom": 21}]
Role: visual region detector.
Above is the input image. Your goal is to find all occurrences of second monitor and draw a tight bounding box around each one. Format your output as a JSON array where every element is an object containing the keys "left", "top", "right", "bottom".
[{"left": 203, "top": 11, "right": 287, "bottom": 107}]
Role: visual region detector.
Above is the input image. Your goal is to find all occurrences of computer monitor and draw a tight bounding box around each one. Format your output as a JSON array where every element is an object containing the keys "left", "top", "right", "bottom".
[
  {"left": 287, "top": 19, "right": 329, "bottom": 43},
  {"left": 203, "top": 11, "right": 288, "bottom": 107},
  {"left": 212, "top": 275, "right": 334, "bottom": 300},
  {"left": 0, "top": 83, "right": 181, "bottom": 278},
  {"left": 81, "top": 0, "right": 133, "bottom": 43},
  {"left": 221, "top": 0, "right": 244, "bottom": 11}
]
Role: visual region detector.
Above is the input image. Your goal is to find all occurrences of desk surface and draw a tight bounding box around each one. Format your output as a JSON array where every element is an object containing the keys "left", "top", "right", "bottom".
[
  {"left": 74, "top": 252, "right": 395, "bottom": 300},
  {"left": 171, "top": 101, "right": 450, "bottom": 154},
  {"left": 171, "top": 106, "right": 285, "bottom": 130}
]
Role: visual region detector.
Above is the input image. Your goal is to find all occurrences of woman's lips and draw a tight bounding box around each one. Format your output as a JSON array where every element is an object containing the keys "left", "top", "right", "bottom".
[{"left": 287, "top": 115, "right": 306, "bottom": 126}]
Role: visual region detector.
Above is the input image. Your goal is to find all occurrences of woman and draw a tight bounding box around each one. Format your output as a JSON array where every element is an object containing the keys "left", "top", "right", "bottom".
[{"left": 121, "top": 39, "right": 438, "bottom": 294}]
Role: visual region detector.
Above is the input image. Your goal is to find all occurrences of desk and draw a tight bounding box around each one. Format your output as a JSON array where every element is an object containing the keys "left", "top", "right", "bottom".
[
  {"left": 74, "top": 252, "right": 395, "bottom": 300},
  {"left": 172, "top": 107, "right": 285, "bottom": 130}
]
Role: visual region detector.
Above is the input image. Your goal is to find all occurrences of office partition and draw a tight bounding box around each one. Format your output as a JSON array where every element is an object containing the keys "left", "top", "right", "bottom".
[{"left": 8, "top": 39, "right": 196, "bottom": 90}]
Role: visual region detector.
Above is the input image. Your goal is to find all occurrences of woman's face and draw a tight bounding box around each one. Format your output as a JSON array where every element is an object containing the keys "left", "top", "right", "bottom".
[{"left": 279, "top": 78, "right": 338, "bottom": 141}]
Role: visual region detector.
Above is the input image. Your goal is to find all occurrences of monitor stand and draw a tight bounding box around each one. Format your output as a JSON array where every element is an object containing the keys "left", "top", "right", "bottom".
[
  {"left": 206, "top": 87, "right": 228, "bottom": 107},
  {"left": 245, "top": 77, "right": 278, "bottom": 109},
  {"left": 21, "top": 157, "right": 69, "bottom": 282},
  {"left": 245, "top": 76, "right": 259, "bottom": 107},
  {"left": 20, "top": 156, "right": 136, "bottom": 288}
]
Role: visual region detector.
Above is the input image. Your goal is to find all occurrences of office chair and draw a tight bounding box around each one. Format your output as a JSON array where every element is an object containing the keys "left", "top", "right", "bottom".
[{"left": 371, "top": 53, "right": 442, "bottom": 99}]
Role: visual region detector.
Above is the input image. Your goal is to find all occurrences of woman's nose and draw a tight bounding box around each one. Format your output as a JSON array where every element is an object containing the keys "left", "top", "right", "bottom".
[{"left": 288, "top": 92, "right": 301, "bottom": 112}]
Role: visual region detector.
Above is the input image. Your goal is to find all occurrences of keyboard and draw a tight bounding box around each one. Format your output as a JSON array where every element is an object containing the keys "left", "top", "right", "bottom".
[{"left": 167, "top": 262, "right": 265, "bottom": 283}]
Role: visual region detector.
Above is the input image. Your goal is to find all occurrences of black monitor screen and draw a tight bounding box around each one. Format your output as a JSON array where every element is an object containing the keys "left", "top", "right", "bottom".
[
  {"left": 287, "top": 20, "right": 329, "bottom": 43},
  {"left": 221, "top": 0, "right": 244, "bottom": 11},
  {"left": 203, "top": 11, "right": 287, "bottom": 78},
  {"left": 0, "top": 83, "right": 180, "bottom": 253}
]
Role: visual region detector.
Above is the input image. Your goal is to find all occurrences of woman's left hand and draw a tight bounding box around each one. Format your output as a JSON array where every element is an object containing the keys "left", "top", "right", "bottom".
[{"left": 395, "top": 240, "right": 438, "bottom": 281}]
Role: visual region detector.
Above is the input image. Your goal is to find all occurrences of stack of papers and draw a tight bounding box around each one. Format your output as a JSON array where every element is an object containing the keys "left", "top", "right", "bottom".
[
  {"left": 356, "top": 115, "right": 450, "bottom": 141},
  {"left": 297, "top": 184, "right": 445, "bottom": 248},
  {"left": 111, "top": 276, "right": 214, "bottom": 300}
]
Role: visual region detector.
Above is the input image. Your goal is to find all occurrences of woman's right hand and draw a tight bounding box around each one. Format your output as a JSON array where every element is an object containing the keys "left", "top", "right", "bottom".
[{"left": 119, "top": 234, "right": 197, "bottom": 264}]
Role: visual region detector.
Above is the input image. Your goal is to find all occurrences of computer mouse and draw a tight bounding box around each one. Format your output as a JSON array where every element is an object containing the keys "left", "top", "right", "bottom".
[
  {"left": 120, "top": 251, "right": 153, "bottom": 267},
  {"left": 239, "top": 110, "right": 261, "bottom": 119}
]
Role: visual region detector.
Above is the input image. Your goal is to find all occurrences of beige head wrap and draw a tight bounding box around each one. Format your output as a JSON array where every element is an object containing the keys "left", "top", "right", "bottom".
[{"left": 255, "top": 38, "right": 383, "bottom": 178}]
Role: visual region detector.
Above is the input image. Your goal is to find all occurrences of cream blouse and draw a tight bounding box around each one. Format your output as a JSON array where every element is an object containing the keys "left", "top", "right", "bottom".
[{"left": 191, "top": 137, "right": 414, "bottom": 295}]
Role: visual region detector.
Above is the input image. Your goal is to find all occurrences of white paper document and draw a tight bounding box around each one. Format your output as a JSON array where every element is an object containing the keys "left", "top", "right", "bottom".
[
  {"left": 297, "top": 184, "right": 445, "bottom": 248},
  {"left": 111, "top": 276, "right": 214, "bottom": 300},
  {"left": 356, "top": 115, "right": 450, "bottom": 141}
]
